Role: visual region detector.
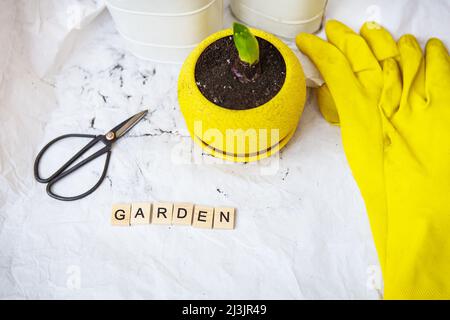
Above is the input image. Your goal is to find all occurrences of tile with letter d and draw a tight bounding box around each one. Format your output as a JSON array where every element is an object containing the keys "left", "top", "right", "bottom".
[{"left": 172, "top": 203, "right": 194, "bottom": 226}]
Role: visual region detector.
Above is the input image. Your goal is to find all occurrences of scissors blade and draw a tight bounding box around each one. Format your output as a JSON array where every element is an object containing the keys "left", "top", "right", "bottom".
[{"left": 109, "top": 110, "right": 148, "bottom": 140}]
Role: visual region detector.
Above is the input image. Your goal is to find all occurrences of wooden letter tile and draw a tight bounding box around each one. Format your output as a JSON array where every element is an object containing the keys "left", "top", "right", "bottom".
[
  {"left": 152, "top": 202, "right": 173, "bottom": 225},
  {"left": 192, "top": 205, "right": 214, "bottom": 229},
  {"left": 172, "top": 203, "right": 194, "bottom": 226},
  {"left": 130, "top": 202, "right": 151, "bottom": 225},
  {"left": 111, "top": 203, "right": 131, "bottom": 226},
  {"left": 213, "top": 207, "right": 235, "bottom": 229}
]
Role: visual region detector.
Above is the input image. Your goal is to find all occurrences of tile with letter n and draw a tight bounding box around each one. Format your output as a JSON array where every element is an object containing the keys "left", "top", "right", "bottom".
[
  {"left": 172, "top": 203, "right": 194, "bottom": 226},
  {"left": 213, "top": 207, "right": 235, "bottom": 229},
  {"left": 152, "top": 202, "right": 173, "bottom": 225},
  {"left": 130, "top": 202, "right": 151, "bottom": 225},
  {"left": 111, "top": 203, "right": 131, "bottom": 226},
  {"left": 192, "top": 205, "right": 214, "bottom": 229}
]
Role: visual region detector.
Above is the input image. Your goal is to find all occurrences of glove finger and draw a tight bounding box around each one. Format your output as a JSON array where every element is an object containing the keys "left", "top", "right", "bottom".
[
  {"left": 425, "top": 38, "right": 450, "bottom": 102},
  {"left": 316, "top": 84, "right": 340, "bottom": 125},
  {"left": 379, "top": 58, "right": 402, "bottom": 118},
  {"left": 325, "top": 20, "right": 383, "bottom": 93},
  {"left": 398, "top": 34, "right": 427, "bottom": 107},
  {"left": 296, "top": 32, "right": 361, "bottom": 112},
  {"left": 360, "top": 22, "right": 399, "bottom": 62}
]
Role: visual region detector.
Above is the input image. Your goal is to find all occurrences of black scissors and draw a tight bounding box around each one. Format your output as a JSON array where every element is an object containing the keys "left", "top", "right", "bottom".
[{"left": 34, "top": 110, "right": 148, "bottom": 201}]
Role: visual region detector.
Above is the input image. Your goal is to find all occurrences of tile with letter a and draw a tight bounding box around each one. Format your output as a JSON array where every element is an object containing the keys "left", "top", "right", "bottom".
[
  {"left": 130, "top": 202, "right": 151, "bottom": 225},
  {"left": 213, "top": 207, "right": 235, "bottom": 229},
  {"left": 111, "top": 203, "right": 131, "bottom": 226}
]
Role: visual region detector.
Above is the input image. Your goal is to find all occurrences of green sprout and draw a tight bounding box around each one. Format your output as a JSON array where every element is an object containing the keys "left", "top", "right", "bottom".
[{"left": 233, "top": 22, "right": 259, "bottom": 65}]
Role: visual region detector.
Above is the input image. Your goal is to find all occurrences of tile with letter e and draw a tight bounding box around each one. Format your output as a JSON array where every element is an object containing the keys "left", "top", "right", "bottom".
[
  {"left": 111, "top": 203, "right": 131, "bottom": 226},
  {"left": 152, "top": 202, "right": 173, "bottom": 225},
  {"left": 172, "top": 203, "right": 194, "bottom": 226},
  {"left": 213, "top": 207, "right": 235, "bottom": 229},
  {"left": 192, "top": 205, "right": 214, "bottom": 229},
  {"left": 130, "top": 202, "right": 151, "bottom": 225}
]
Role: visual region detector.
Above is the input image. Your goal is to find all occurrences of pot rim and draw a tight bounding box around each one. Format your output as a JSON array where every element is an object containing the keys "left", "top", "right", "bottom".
[
  {"left": 105, "top": 0, "right": 219, "bottom": 17},
  {"left": 119, "top": 30, "right": 200, "bottom": 49},
  {"left": 194, "top": 34, "right": 287, "bottom": 111},
  {"left": 184, "top": 28, "right": 293, "bottom": 114},
  {"left": 194, "top": 128, "right": 294, "bottom": 162},
  {"left": 232, "top": 1, "right": 326, "bottom": 26}
]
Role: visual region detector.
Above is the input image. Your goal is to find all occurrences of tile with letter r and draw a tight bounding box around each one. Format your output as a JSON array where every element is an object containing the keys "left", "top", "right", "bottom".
[{"left": 152, "top": 202, "right": 173, "bottom": 225}]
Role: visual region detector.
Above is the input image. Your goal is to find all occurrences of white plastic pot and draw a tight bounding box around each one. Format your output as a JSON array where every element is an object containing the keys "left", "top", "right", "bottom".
[
  {"left": 230, "top": 0, "right": 327, "bottom": 38},
  {"left": 105, "top": 0, "right": 224, "bottom": 63}
]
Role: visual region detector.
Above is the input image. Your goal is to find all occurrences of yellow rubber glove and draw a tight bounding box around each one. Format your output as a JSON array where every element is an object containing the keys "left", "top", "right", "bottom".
[
  {"left": 316, "top": 84, "right": 340, "bottom": 125},
  {"left": 296, "top": 21, "right": 450, "bottom": 299}
]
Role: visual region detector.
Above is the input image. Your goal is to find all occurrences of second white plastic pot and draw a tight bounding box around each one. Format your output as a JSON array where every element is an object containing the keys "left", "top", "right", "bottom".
[{"left": 230, "top": 0, "right": 327, "bottom": 38}]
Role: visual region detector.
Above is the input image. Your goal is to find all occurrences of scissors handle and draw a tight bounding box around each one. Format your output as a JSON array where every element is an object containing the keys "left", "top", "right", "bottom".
[
  {"left": 34, "top": 133, "right": 112, "bottom": 201},
  {"left": 46, "top": 147, "right": 111, "bottom": 201}
]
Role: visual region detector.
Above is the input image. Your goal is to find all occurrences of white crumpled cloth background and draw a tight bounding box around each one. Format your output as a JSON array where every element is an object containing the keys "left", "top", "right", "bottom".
[{"left": 0, "top": 0, "right": 448, "bottom": 299}]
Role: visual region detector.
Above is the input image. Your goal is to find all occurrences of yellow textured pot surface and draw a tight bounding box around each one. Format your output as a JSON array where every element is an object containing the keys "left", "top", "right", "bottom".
[{"left": 178, "top": 28, "right": 306, "bottom": 162}]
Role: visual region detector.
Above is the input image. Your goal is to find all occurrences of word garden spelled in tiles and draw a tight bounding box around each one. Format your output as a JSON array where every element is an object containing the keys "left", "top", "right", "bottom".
[{"left": 111, "top": 203, "right": 235, "bottom": 230}]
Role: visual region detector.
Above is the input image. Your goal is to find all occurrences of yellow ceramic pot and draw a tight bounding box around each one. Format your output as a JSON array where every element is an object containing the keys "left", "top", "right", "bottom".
[{"left": 178, "top": 28, "right": 306, "bottom": 162}]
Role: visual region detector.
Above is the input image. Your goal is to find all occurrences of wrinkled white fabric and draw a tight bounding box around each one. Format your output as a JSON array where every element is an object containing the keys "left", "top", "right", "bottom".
[{"left": 0, "top": 0, "right": 448, "bottom": 299}]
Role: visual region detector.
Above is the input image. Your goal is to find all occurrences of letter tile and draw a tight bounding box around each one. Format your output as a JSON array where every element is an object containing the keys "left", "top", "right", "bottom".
[
  {"left": 152, "top": 202, "right": 173, "bottom": 225},
  {"left": 172, "top": 203, "right": 194, "bottom": 226},
  {"left": 193, "top": 205, "right": 214, "bottom": 229},
  {"left": 111, "top": 203, "right": 131, "bottom": 226},
  {"left": 213, "top": 207, "right": 235, "bottom": 229},
  {"left": 130, "top": 202, "right": 151, "bottom": 225}
]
